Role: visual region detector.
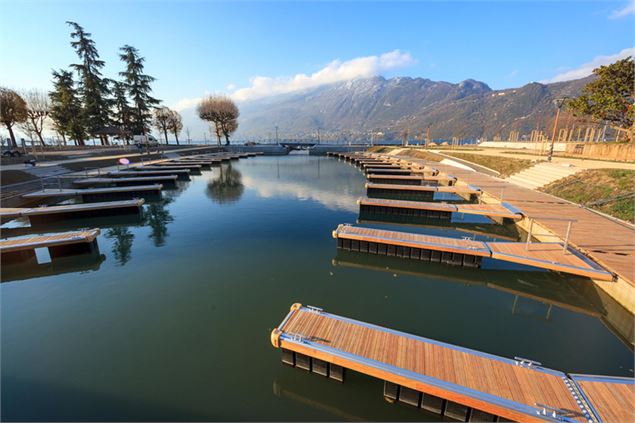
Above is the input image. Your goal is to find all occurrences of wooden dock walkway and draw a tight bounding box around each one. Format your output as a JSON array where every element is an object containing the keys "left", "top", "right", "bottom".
[
  {"left": 358, "top": 198, "right": 522, "bottom": 221},
  {"left": 367, "top": 174, "right": 455, "bottom": 186},
  {"left": 23, "top": 185, "right": 163, "bottom": 201},
  {"left": 74, "top": 175, "right": 178, "bottom": 186},
  {"left": 0, "top": 199, "right": 144, "bottom": 223},
  {"left": 1, "top": 229, "right": 101, "bottom": 264},
  {"left": 376, "top": 153, "right": 635, "bottom": 295},
  {"left": 366, "top": 182, "right": 481, "bottom": 201},
  {"left": 272, "top": 304, "right": 633, "bottom": 422},
  {"left": 332, "top": 224, "right": 613, "bottom": 280},
  {"left": 108, "top": 169, "right": 191, "bottom": 180},
  {"left": 139, "top": 164, "right": 202, "bottom": 171}
]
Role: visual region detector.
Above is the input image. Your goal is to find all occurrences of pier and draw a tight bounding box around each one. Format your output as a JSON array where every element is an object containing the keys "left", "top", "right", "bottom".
[
  {"left": 366, "top": 174, "right": 455, "bottom": 185},
  {"left": 366, "top": 182, "right": 481, "bottom": 201},
  {"left": 0, "top": 199, "right": 144, "bottom": 224},
  {"left": 271, "top": 304, "right": 635, "bottom": 423},
  {"left": 1, "top": 229, "right": 101, "bottom": 264},
  {"left": 332, "top": 224, "right": 613, "bottom": 280},
  {"left": 22, "top": 185, "right": 163, "bottom": 201},
  {"left": 108, "top": 169, "right": 191, "bottom": 180},
  {"left": 358, "top": 197, "right": 522, "bottom": 221},
  {"left": 74, "top": 175, "right": 178, "bottom": 187}
]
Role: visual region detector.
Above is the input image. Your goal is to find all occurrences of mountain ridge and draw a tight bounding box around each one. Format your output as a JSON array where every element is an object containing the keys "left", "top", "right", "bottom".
[{"left": 235, "top": 75, "right": 592, "bottom": 140}]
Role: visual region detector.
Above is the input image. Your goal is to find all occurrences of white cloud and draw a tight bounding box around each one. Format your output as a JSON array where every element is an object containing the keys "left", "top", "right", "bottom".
[
  {"left": 231, "top": 50, "right": 415, "bottom": 102},
  {"left": 542, "top": 47, "right": 634, "bottom": 83},
  {"left": 610, "top": 1, "right": 635, "bottom": 19},
  {"left": 171, "top": 49, "right": 415, "bottom": 111}
]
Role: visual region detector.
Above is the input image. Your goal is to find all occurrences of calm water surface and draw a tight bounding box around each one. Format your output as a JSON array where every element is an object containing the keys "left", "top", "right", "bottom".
[{"left": 1, "top": 155, "right": 633, "bottom": 421}]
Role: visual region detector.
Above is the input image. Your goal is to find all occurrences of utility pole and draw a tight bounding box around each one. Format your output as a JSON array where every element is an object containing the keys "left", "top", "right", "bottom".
[
  {"left": 317, "top": 128, "right": 321, "bottom": 145},
  {"left": 548, "top": 98, "right": 568, "bottom": 162},
  {"left": 275, "top": 125, "right": 279, "bottom": 144}
]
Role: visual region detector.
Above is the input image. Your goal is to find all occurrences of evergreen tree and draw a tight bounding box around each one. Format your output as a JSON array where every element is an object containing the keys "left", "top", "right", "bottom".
[
  {"left": 67, "top": 21, "right": 111, "bottom": 145},
  {"left": 119, "top": 45, "right": 160, "bottom": 135},
  {"left": 111, "top": 80, "right": 134, "bottom": 144},
  {"left": 50, "top": 69, "right": 86, "bottom": 145}
]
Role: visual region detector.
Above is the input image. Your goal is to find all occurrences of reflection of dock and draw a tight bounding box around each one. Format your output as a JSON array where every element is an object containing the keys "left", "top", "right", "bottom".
[
  {"left": 332, "top": 224, "right": 613, "bottom": 280},
  {"left": 2, "top": 253, "right": 106, "bottom": 283},
  {"left": 332, "top": 250, "right": 603, "bottom": 318},
  {"left": 272, "top": 304, "right": 635, "bottom": 423}
]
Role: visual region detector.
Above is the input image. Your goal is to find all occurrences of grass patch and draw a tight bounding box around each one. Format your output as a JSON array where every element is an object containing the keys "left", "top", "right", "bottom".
[
  {"left": 367, "top": 146, "right": 396, "bottom": 153},
  {"left": 397, "top": 149, "right": 443, "bottom": 162},
  {"left": 443, "top": 152, "right": 537, "bottom": 177},
  {"left": 1, "top": 170, "right": 39, "bottom": 186},
  {"left": 540, "top": 169, "right": 635, "bottom": 223}
]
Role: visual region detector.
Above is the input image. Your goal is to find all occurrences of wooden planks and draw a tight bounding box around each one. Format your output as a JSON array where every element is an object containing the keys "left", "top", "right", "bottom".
[
  {"left": 333, "top": 224, "right": 612, "bottom": 279},
  {"left": 0, "top": 229, "right": 100, "bottom": 253},
  {"left": 23, "top": 185, "right": 163, "bottom": 198},
  {"left": 333, "top": 224, "right": 491, "bottom": 256},
  {"left": 571, "top": 375, "right": 635, "bottom": 423},
  {"left": 74, "top": 176, "right": 177, "bottom": 186},
  {"left": 487, "top": 242, "right": 613, "bottom": 280},
  {"left": 359, "top": 198, "right": 521, "bottom": 219},
  {"left": 0, "top": 199, "right": 144, "bottom": 218},
  {"left": 272, "top": 305, "right": 602, "bottom": 423},
  {"left": 367, "top": 182, "right": 480, "bottom": 194}
]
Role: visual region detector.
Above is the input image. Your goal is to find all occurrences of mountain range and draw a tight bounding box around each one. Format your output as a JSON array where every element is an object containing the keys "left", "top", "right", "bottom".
[{"left": 235, "top": 75, "right": 592, "bottom": 141}]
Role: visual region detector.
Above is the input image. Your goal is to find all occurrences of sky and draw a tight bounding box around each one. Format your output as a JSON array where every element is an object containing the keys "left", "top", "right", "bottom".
[{"left": 0, "top": 0, "right": 633, "bottom": 139}]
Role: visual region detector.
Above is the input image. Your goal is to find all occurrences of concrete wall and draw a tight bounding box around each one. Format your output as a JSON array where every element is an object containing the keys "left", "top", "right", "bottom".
[
  {"left": 564, "top": 143, "right": 635, "bottom": 162},
  {"left": 223, "top": 145, "right": 289, "bottom": 155},
  {"left": 478, "top": 141, "right": 567, "bottom": 152},
  {"left": 309, "top": 145, "right": 368, "bottom": 155}
]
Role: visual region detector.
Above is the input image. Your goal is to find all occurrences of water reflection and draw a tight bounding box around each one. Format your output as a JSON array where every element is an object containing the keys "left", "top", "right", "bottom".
[
  {"left": 143, "top": 200, "right": 174, "bottom": 247},
  {"left": 206, "top": 164, "right": 244, "bottom": 204},
  {"left": 104, "top": 227, "right": 135, "bottom": 266},
  {"left": 1, "top": 253, "right": 106, "bottom": 283}
]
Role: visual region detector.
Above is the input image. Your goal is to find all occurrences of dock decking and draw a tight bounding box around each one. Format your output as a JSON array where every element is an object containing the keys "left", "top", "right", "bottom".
[
  {"left": 108, "top": 169, "right": 191, "bottom": 180},
  {"left": 74, "top": 176, "right": 178, "bottom": 186},
  {"left": 23, "top": 185, "right": 163, "bottom": 201},
  {"left": 332, "top": 224, "right": 613, "bottom": 280},
  {"left": 1, "top": 229, "right": 101, "bottom": 264},
  {"left": 271, "top": 304, "right": 632, "bottom": 422},
  {"left": 0, "top": 199, "right": 144, "bottom": 223},
  {"left": 358, "top": 198, "right": 522, "bottom": 220},
  {"left": 366, "top": 182, "right": 480, "bottom": 201}
]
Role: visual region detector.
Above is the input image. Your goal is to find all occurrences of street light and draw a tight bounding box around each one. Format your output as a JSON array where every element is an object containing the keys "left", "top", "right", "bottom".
[{"left": 547, "top": 97, "right": 568, "bottom": 162}]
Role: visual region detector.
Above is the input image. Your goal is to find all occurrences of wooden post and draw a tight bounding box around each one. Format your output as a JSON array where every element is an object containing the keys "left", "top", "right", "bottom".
[
  {"left": 563, "top": 221, "right": 573, "bottom": 253},
  {"left": 525, "top": 219, "right": 533, "bottom": 250}
]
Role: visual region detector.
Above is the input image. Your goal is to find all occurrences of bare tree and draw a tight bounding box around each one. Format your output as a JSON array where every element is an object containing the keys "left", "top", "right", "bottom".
[
  {"left": 20, "top": 89, "right": 50, "bottom": 146},
  {"left": 167, "top": 110, "right": 183, "bottom": 145},
  {"left": 0, "top": 88, "right": 28, "bottom": 148},
  {"left": 197, "top": 96, "right": 239, "bottom": 145},
  {"left": 153, "top": 107, "right": 171, "bottom": 144}
]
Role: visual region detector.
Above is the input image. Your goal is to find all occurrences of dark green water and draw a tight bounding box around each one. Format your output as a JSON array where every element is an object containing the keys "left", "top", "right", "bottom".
[{"left": 1, "top": 155, "right": 633, "bottom": 421}]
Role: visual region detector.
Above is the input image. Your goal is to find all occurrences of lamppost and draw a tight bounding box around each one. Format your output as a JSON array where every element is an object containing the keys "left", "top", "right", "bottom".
[
  {"left": 275, "top": 125, "right": 279, "bottom": 144},
  {"left": 547, "top": 97, "right": 568, "bottom": 162}
]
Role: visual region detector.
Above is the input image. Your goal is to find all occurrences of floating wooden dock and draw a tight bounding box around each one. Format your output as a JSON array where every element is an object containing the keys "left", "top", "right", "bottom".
[
  {"left": 23, "top": 185, "right": 163, "bottom": 202},
  {"left": 108, "top": 169, "right": 191, "bottom": 180},
  {"left": 74, "top": 175, "right": 178, "bottom": 187},
  {"left": 271, "top": 304, "right": 634, "bottom": 423},
  {"left": 332, "top": 224, "right": 613, "bottom": 280},
  {"left": 1, "top": 229, "right": 101, "bottom": 264},
  {"left": 0, "top": 199, "right": 144, "bottom": 225},
  {"left": 358, "top": 198, "right": 522, "bottom": 221},
  {"left": 366, "top": 182, "right": 481, "bottom": 201},
  {"left": 139, "top": 164, "right": 202, "bottom": 171},
  {"left": 366, "top": 174, "right": 455, "bottom": 186}
]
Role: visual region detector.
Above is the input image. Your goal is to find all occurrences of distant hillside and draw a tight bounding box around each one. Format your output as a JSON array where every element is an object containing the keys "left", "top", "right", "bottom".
[{"left": 236, "top": 75, "right": 592, "bottom": 140}]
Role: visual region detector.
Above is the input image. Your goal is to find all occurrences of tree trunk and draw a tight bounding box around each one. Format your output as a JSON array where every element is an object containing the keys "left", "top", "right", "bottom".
[
  {"left": 6, "top": 124, "right": 17, "bottom": 148},
  {"left": 174, "top": 131, "right": 179, "bottom": 145},
  {"left": 35, "top": 129, "right": 46, "bottom": 146},
  {"left": 224, "top": 133, "right": 230, "bottom": 145},
  {"left": 163, "top": 128, "right": 169, "bottom": 145}
]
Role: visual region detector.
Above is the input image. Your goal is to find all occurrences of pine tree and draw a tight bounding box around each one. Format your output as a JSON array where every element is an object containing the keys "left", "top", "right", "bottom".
[
  {"left": 119, "top": 45, "right": 160, "bottom": 136},
  {"left": 50, "top": 69, "right": 86, "bottom": 145},
  {"left": 111, "top": 80, "right": 134, "bottom": 144},
  {"left": 67, "top": 21, "right": 111, "bottom": 145}
]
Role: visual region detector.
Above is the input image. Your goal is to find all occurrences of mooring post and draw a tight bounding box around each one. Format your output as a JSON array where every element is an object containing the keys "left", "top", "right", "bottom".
[
  {"left": 563, "top": 221, "right": 573, "bottom": 253},
  {"left": 525, "top": 218, "right": 533, "bottom": 250}
]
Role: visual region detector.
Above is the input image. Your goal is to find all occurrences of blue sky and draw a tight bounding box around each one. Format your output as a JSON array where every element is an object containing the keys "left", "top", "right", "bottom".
[{"left": 1, "top": 0, "right": 633, "bottom": 115}]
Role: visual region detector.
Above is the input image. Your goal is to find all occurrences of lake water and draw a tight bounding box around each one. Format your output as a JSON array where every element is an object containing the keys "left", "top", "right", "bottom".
[{"left": 1, "top": 155, "right": 633, "bottom": 421}]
